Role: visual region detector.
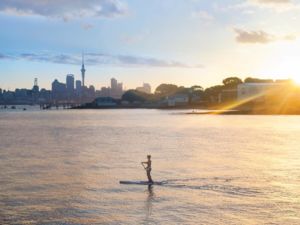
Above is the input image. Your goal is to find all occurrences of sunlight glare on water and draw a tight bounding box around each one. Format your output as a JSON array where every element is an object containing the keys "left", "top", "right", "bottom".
[{"left": 0, "top": 109, "right": 300, "bottom": 224}]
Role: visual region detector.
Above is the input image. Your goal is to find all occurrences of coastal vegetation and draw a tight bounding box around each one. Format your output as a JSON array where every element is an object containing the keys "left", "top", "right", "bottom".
[
  {"left": 121, "top": 76, "right": 284, "bottom": 105},
  {"left": 78, "top": 76, "right": 300, "bottom": 114}
]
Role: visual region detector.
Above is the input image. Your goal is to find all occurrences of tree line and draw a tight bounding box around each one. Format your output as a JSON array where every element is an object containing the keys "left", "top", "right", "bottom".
[{"left": 121, "top": 76, "right": 287, "bottom": 104}]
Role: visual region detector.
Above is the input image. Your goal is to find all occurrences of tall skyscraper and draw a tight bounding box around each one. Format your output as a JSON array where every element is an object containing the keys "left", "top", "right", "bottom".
[
  {"left": 75, "top": 80, "right": 82, "bottom": 98},
  {"left": 76, "top": 80, "right": 82, "bottom": 91},
  {"left": 110, "top": 78, "right": 124, "bottom": 99},
  {"left": 66, "top": 74, "right": 75, "bottom": 92},
  {"left": 81, "top": 53, "right": 86, "bottom": 87},
  {"left": 117, "top": 83, "right": 123, "bottom": 92},
  {"left": 111, "top": 78, "right": 118, "bottom": 91},
  {"left": 52, "top": 79, "right": 66, "bottom": 100}
]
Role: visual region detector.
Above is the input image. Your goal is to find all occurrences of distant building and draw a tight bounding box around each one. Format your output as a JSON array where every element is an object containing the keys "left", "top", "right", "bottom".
[
  {"left": 32, "top": 78, "right": 39, "bottom": 93},
  {"left": 2, "top": 90, "right": 14, "bottom": 101},
  {"left": 110, "top": 78, "right": 124, "bottom": 99},
  {"left": 30, "top": 78, "right": 40, "bottom": 103},
  {"left": 13, "top": 88, "right": 32, "bottom": 104},
  {"left": 88, "top": 85, "right": 95, "bottom": 98},
  {"left": 39, "top": 88, "right": 51, "bottom": 103},
  {"left": 99, "top": 87, "right": 111, "bottom": 97},
  {"left": 166, "top": 94, "right": 189, "bottom": 107},
  {"left": 118, "top": 83, "right": 123, "bottom": 92},
  {"left": 66, "top": 74, "right": 75, "bottom": 92},
  {"left": 136, "top": 83, "right": 151, "bottom": 94},
  {"left": 237, "top": 83, "right": 286, "bottom": 102},
  {"left": 191, "top": 95, "right": 202, "bottom": 104},
  {"left": 81, "top": 53, "right": 86, "bottom": 87},
  {"left": 93, "top": 78, "right": 125, "bottom": 99},
  {"left": 15, "top": 88, "right": 30, "bottom": 98},
  {"left": 52, "top": 79, "right": 66, "bottom": 101},
  {"left": 111, "top": 78, "right": 118, "bottom": 91},
  {"left": 66, "top": 74, "right": 75, "bottom": 99},
  {"left": 76, "top": 80, "right": 82, "bottom": 90},
  {"left": 76, "top": 80, "right": 82, "bottom": 96},
  {"left": 219, "top": 89, "right": 237, "bottom": 103}
]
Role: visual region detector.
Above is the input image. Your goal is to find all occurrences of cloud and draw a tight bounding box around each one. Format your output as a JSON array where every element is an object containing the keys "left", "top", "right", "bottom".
[
  {"left": 282, "top": 34, "right": 297, "bottom": 40},
  {"left": 234, "top": 28, "right": 297, "bottom": 44},
  {"left": 81, "top": 23, "right": 94, "bottom": 30},
  {"left": 0, "top": 53, "right": 8, "bottom": 59},
  {"left": 0, "top": 53, "right": 14, "bottom": 60},
  {"left": 248, "top": 0, "right": 296, "bottom": 10},
  {"left": 216, "top": 0, "right": 299, "bottom": 13},
  {"left": 191, "top": 10, "right": 214, "bottom": 21},
  {"left": 0, "top": 52, "right": 203, "bottom": 68},
  {"left": 252, "top": 0, "right": 291, "bottom": 4},
  {"left": 0, "top": 0, "right": 128, "bottom": 20},
  {"left": 234, "top": 28, "right": 275, "bottom": 43}
]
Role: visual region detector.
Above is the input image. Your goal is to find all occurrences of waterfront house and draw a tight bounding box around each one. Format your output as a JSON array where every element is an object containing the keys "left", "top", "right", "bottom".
[
  {"left": 237, "top": 83, "right": 287, "bottom": 102},
  {"left": 166, "top": 93, "right": 189, "bottom": 107}
]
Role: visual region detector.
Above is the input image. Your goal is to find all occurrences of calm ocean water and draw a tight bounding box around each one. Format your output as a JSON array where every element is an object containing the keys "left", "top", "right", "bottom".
[{"left": 0, "top": 109, "right": 300, "bottom": 224}]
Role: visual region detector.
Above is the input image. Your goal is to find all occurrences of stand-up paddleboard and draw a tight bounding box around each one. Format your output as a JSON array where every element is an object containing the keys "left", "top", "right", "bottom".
[{"left": 120, "top": 181, "right": 164, "bottom": 185}]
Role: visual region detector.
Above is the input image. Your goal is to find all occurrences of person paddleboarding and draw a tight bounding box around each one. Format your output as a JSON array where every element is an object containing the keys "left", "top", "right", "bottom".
[
  {"left": 120, "top": 155, "right": 165, "bottom": 185},
  {"left": 141, "top": 155, "right": 153, "bottom": 183}
]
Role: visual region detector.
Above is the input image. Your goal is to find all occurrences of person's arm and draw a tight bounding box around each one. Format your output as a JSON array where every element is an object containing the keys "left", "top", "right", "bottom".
[{"left": 141, "top": 162, "right": 149, "bottom": 168}]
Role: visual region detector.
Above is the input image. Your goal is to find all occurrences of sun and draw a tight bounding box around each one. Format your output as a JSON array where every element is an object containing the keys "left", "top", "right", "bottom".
[
  {"left": 292, "top": 75, "right": 300, "bottom": 85},
  {"left": 257, "top": 40, "right": 300, "bottom": 86},
  {"left": 258, "top": 55, "right": 300, "bottom": 86}
]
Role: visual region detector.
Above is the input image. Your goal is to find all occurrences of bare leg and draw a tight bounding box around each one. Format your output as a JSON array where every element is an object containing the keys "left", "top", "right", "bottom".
[{"left": 147, "top": 169, "right": 153, "bottom": 183}]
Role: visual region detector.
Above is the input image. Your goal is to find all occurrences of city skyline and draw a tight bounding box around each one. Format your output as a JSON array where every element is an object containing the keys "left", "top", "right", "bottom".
[{"left": 1, "top": 0, "right": 300, "bottom": 90}]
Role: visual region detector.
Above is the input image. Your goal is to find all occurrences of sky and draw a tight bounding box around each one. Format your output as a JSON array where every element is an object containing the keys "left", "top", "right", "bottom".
[{"left": 1, "top": 0, "right": 300, "bottom": 91}]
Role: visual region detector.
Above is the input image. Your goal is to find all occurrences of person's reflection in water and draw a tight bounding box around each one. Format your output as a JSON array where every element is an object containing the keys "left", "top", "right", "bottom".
[{"left": 145, "top": 185, "right": 155, "bottom": 221}]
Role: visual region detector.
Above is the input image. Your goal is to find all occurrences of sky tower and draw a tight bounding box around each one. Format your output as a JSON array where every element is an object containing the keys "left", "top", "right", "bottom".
[{"left": 81, "top": 52, "right": 86, "bottom": 87}]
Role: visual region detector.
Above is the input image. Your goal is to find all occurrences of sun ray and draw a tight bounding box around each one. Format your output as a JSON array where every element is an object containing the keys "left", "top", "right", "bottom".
[
  {"left": 213, "top": 84, "right": 297, "bottom": 114},
  {"left": 212, "top": 92, "right": 266, "bottom": 114}
]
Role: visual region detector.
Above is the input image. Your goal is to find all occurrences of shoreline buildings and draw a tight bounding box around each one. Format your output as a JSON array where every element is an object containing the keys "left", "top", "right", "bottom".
[
  {"left": 96, "top": 78, "right": 124, "bottom": 99},
  {"left": 136, "top": 83, "right": 151, "bottom": 94},
  {"left": 0, "top": 53, "right": 134, "bottom": 105}
]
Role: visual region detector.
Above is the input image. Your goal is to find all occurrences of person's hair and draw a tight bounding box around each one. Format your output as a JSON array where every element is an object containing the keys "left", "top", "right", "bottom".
[{"left": 147, "top": 155, "right": 151, "bottom": 158}]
